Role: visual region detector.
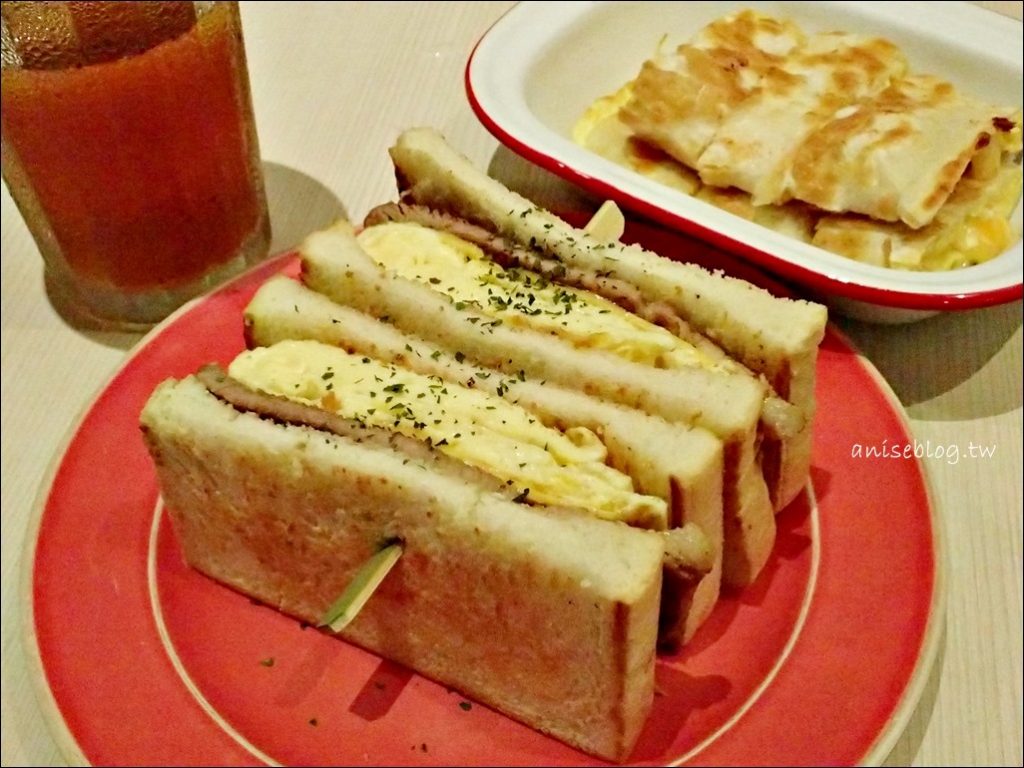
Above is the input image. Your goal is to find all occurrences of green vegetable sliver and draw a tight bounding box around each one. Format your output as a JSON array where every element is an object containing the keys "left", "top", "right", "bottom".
[{"left": 319, "top": 543, "right": 404, "bottom": 633}]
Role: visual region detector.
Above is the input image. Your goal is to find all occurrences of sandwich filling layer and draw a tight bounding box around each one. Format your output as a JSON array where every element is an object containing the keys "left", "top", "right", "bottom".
[
  {"left": 357, "top": 220, "right": 734, "bottom": 373},
  {"left": 229, "top": 339, "right": 667, "bottom": 527}
]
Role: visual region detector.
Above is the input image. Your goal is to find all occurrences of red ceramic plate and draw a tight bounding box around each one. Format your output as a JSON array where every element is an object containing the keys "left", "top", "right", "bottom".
[{"left": 24, "top": 219, "right": 943, "bottom": 766}]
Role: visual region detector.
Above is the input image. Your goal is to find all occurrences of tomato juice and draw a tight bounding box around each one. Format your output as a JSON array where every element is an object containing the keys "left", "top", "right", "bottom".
[{"left": 1, "top": 1, "right": 269, "bottom": 321}]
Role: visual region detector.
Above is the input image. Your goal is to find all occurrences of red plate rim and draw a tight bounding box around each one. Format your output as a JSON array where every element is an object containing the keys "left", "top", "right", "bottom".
[
  {"left": 463, "top": 10, "right": 1024, "bottom": 312},
  {"left": 19, "top": 247, "right": 947, "bottom": 767},
  {"left": 830, "top": 331, "right": 948, "bottom": 765}
]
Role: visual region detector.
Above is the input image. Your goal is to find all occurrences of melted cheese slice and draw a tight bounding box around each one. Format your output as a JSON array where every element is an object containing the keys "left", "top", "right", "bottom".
[
  {"left": 228, "top": 339, "right": 667, "bottom": 527},
  {"left": 357, "top": 221, "right": 733, "bottom": 372}
]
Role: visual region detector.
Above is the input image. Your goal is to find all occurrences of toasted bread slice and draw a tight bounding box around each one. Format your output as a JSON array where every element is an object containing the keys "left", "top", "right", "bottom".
[
  {"left": 245, "top": 274, "right": 723, "bottom": 644},
  {"left": 389, "top": 127, "right": 826, "bottom": 511},
  {"left": 141, "top": 375, "right": 664, "bottom": 762}
]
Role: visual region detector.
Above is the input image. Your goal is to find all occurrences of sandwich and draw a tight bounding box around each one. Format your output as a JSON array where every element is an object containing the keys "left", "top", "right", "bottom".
[
  {"left": 576, "top": 9, "right": 1023, "bottom": 271},
  {"left": 242, "top": 275, "right": 726, "bottom": 646},
  {"left": 140, "top": 127, "right": 827, "bottom": 762},
  {"left": 248, "top": 119, "right": 824, "bottom": 699},
  {"left": 379, "top": 127, "right": 824, "bottom": 516},
  {"left": 142, "top": 362, "right": 673, "bottom": 761}
]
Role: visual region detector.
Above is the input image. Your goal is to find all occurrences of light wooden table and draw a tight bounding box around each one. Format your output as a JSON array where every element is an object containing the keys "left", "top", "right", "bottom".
[{"left": 2, "top": 2, "right": 1021, "bottom": 765}]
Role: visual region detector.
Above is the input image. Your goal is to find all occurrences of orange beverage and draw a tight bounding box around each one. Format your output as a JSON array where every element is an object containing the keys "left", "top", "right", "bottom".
[{"left": 1, "top": 1, "right": 270, "bottom": 326}]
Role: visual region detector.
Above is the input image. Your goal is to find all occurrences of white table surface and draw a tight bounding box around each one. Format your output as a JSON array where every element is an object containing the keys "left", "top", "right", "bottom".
[{"left": 2, "top": 2, "right": 1021, "bottom": 765}]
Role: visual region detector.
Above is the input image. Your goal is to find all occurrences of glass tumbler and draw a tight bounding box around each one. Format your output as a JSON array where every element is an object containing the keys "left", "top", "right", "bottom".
[{"left": 1, "top": 1, "right": 271, "bottom": 328}]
